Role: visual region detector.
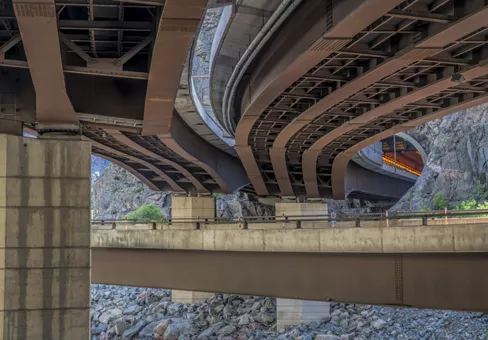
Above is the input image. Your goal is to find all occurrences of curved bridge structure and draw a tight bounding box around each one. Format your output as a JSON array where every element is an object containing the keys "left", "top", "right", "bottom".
[{"left": 1, "top": 0, "right": 488, "bottom": 201}]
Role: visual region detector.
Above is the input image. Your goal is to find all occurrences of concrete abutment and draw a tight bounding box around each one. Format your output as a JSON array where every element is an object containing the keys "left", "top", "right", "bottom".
[{"left": 0, "top": 134, "right": 91, "bottom": 339}]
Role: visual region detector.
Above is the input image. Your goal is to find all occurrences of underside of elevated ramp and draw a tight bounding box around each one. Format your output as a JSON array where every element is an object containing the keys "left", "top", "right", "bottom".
[{"left": 92, "top": 249, "right": 488, "bottom": 312}]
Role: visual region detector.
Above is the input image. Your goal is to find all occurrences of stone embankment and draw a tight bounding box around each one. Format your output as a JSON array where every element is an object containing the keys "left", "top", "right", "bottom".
[{"left": 91, "top": 285, "right": 488, "bottom": 340}]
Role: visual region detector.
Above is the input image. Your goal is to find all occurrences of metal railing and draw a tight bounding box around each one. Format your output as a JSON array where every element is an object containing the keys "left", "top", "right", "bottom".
[{"left": 91, "top": 208, "right": 488, "bottom": 230}]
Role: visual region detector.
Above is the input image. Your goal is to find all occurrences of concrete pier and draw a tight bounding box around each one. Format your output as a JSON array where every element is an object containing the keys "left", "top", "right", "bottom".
[
  {"left": 171, "top": 290, "right": 214, "bottom": 304},
  {"left": 276, "top": 202, "right": 330, "bottom": 329},
  {"left": 0, "top": 134, "right": 91, "bottom": 339},
  {"left": 171, "top": 196, "right": 214, "bottom": 303},
  {"left": 277, "top": 299, "right": 331, "bottom": 330}
]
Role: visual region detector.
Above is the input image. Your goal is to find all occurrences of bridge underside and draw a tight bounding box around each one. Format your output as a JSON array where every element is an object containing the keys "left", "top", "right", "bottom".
[
  {"left": 2, "top": 0, "right": 488, "bottom": 200},
  {"left": 234, "top": 0, "right": 488, "bottom": 199},
  {"left": 93, "top": 248, "right": 488, "bottom": 312},
  {"left": 0, "top": 0, "right": 248, "bottom": 195}
]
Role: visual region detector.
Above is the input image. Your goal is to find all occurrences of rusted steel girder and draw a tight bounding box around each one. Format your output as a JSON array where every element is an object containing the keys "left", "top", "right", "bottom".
[
  {"left": 158, "top": 113, "right": 249, "bottom": 194},
  {"left": 235, "top": 0, "right": 404, "bottom": 196},
  {"left": 87, "top": 137, "right": 185, "bottom": 193},
  {"left": 92, "top": 152, "right": 160, "bottom": 191},
  {"left": 331, "top": 84, "right": 488, "bottom": 200},
  {"left": 284, "top": 6, "right": 488, "bottom": 198},
  {"left": 142, "top": 0, "right": 206, "bottom": 136},
  {"left": 302, "top": 7, "right": 488, "bottom": 198},
  {"left": 105, "top": 129, "right": 210, "bottom": 194},
  {"left": 13, "top": 0, "right": 78, "bottom": 125}
]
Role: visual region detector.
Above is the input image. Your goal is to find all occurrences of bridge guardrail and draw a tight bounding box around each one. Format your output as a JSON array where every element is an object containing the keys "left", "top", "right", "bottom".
[{"left": 91, "top": 208, "right": 488, "bottom": 230}]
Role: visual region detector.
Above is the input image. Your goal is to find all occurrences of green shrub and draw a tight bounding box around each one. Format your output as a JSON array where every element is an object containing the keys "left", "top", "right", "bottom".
[
  {"left": 456, "top": 199, "right": 477, "bottom": 210},
  {"left": 211, "top": 193, "right": 223, "bottom": 199},
  {"left": 431, "top": 193, "right": 448, "bottom": 210},
  {"left": 126, "top": 204, "right": 164, "bottom": 222}
]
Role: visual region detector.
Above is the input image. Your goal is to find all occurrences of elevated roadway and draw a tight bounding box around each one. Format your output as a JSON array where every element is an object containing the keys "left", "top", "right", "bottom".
[
  {"left": 232, "top": 0, "right": 488, "bottom": 198},
  {"left": 91, "top": 222, "right": 488, "bottom": 312},
  {"left": 3, "top": 0, "right": 487, "bottom": 201}
]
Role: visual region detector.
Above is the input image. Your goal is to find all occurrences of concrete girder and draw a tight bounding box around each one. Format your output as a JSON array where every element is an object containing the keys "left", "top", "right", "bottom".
[
  {"left": 105, "top": 128, "right": 210, "bottom": 194},
  {"left": 331, "top": 89, "right": 488, "bottom": 200},
  {"left": 13, "top": 0, "right": 78, "bottom": 125},
  {"left": 235, "top": 0, "right": 405, "bottom": 196},
  {"left": 142, "top": 0, "right": 206, "bottom": 136},
  {"left": 302, "top": 7, "right": 488, "bottom": 198},
  {"left": 87, "top": 137, "right": 186, "bottom": 193}
]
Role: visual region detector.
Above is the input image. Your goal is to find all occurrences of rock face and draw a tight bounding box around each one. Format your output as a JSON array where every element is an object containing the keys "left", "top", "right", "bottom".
[
  {"left": 394, "top": 104, "right": 488, "bottom": 211},
  {"left": 92, "top": 163, "right": 274, "bottom": 219},
  {"left": 90, "top": 285, "right": 488, "bottom": 340}
]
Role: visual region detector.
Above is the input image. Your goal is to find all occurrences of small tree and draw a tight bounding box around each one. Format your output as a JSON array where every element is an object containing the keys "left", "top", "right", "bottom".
[
  {"left": 126, "top": 204, "right": 164, "bottom": 222},
  {"left": 431, "top": 193, "right": 448, "bottom": 210}
]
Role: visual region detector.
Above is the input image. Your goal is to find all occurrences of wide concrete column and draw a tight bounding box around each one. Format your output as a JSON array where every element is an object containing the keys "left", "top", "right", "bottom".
[
  {"left": 171, "top": 290, "right": 214, "bottom": 304},
  {"left": 275, "top": 201, "right": 330, "bottom": 330},
  {"left": 171, "top": 196, "right": 215, "bottom": 226},
  {"left": 171, "top": 196, "right": 214, "bottom": 303},
  {"left": 277, "top": 299, "right": 331, "bottom": 330},
  {"left": 275, "top": 202, "right": 328, "bottom": 219},
  {"left": 0, "top": 134, "right": 91, "bottom": 339}
]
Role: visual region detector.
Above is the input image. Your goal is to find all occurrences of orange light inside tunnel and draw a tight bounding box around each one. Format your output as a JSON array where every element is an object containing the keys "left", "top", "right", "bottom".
[{"left": 382, "top": 155, "right": 422, "bottom": 176}]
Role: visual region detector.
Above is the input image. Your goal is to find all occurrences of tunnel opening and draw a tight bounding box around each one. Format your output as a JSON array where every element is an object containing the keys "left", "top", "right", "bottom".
[{"left": 380, "top": 135, "right": 425, "bottom": 178}]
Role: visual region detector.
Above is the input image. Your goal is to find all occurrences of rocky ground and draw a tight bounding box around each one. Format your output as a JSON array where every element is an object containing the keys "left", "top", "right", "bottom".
[{"left": 91, "top": 285, "right": 488, "bottom": 340}]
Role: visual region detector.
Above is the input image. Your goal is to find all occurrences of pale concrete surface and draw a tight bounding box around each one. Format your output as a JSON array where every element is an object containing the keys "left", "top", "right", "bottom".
[
  {"left": 0, "top": 134, "right": 91, "bottom": 340},
  {"left": 172, "top": 290, "right": 214, "bottom": 304},
  {"left": 91, "top": 217, "right": 488, "bottom": 230},
  {"left": 277, "top": 299, "right": 330, "bottom": 330},
  {"left": 275, "top": 202, "right": 328, "bottom": 220},
  {"left": 92, "top": 223, "right": 488, "bottom": 253},
  {"left": 172, "top": 196, "right": 215, "bottom": 219}
]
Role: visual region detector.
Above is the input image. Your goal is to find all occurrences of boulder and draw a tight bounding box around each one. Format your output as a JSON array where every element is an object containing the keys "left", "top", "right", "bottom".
[
  {"left": 371, "top": 318, "right": 387, "bottom": 330},
  {"left": 122, "top": 320, "right": 146, "bottom": 339}
]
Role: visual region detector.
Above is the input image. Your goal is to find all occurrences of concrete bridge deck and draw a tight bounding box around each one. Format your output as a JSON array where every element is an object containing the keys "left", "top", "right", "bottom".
[
  {"left": 92, "top": 222, "right": 488, "bottom": 253},
  {"left": 91, "top": 222, "right": 488, "bottom": 312}
]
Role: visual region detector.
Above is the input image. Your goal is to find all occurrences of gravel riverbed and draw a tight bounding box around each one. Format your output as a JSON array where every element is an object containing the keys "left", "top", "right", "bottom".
[{"left": 91, "top": 285, "right": 488, "bottom": 340}]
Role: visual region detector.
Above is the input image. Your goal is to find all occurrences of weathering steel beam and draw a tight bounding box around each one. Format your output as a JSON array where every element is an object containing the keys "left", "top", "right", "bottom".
[
  {"left": 105, "top": 129, "right": 210, "bottom": 194},
  {"left": 13, "top": 0, "right": 79, "bottom": 125},
  {"left": 273, "top": 5, "right": 488, "bottom": 197},
  {"left": 331, "top": 87, "right": 488, "bottom": 200},
  {"left": 235, "top": 0, "right": 405, "bottom": 196}
]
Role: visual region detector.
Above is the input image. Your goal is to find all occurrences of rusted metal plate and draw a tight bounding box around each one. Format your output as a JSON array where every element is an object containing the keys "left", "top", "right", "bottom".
[
  {"left": 13, "top": 0, "right": 78, "bottom": 125},
  {"left": 142, "top": 0, "right": 206, "bottom": 136},
  {"left": 106, "top": 129, "right": 210, "bottom": 194},
  {"left": 92, "top": 248, "right": 488, "bottom": 311}
]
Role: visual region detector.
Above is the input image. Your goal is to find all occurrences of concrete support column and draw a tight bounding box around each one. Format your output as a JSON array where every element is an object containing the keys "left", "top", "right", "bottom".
[
  {"left": 171, "top": 196, "right": 214, "bottom": 303},
  {"left": 277, "top": 299, "right": 331, "bottom": 330},
  {"left": 275, "top": 201, "right": 330, "bottom": 330},
  {"left": 171, "top": 290, "right": 214, "bottom": 304},
  {"left": 0, "top": 134, "right": 91, "bottom": 339},
  {"left": 171, "top": 196, "right": 215, "bottom": 228},
  {"left": 275, "top": 202, "right": 328, "bottom": 219}
]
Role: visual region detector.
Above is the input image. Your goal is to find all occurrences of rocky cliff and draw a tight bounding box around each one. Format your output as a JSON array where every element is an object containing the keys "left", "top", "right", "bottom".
[
  {"left": 92, "top": 163, "right": 273, "bottom": 219},
  {"left": 394, "top": 104, "right": 488, "bottom": 211}
]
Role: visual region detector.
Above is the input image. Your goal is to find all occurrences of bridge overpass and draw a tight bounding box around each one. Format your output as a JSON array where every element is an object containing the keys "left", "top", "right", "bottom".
[
  {"left": 1, "top": 0, "right": 486, "bottom": 200},
  {"left": 1, "top": 0, "right": 488, "bottom": 338},
  {"left": 90, "top": 218, "right": 488, "bottom": 328}
]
